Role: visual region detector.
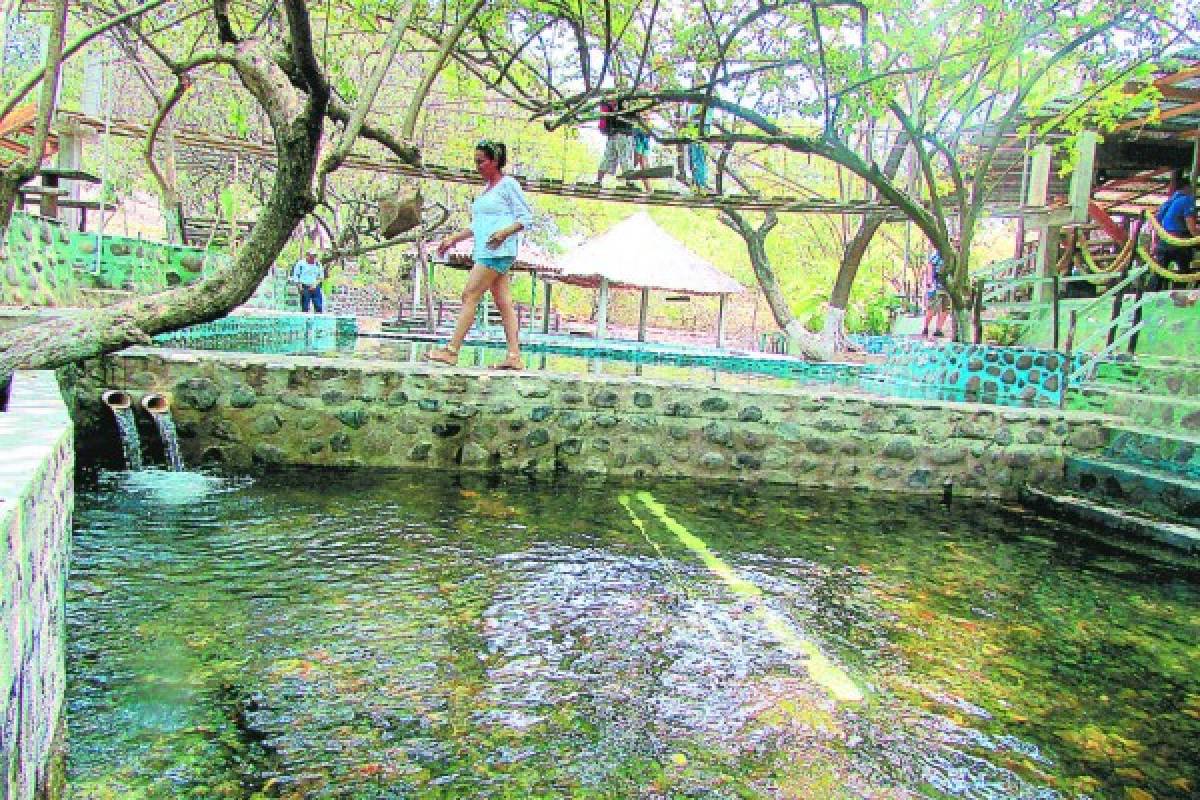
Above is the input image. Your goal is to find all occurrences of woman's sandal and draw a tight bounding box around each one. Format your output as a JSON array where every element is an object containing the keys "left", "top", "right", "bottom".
[
  {"left": 424, "top": 347, "right": 459, "bottom": 366},
  {"left": 489, "top": 354, "right": 523, "bottom": 371}
]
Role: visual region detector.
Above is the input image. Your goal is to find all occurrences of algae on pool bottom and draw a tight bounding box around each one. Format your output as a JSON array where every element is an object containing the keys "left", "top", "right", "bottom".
[{"left": 67, "top": 469, "right": 1200, "bottom": 799}]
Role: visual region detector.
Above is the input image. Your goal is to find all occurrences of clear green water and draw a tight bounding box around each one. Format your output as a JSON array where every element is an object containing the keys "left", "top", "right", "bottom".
[{"left": 68, "top": 469, "right": 1200, "bottom": 799}]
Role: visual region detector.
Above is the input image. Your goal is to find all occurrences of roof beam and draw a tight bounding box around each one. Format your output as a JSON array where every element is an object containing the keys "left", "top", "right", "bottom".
[{"left": 1115, "top": 100, "right": 1200, "bottom": 132}]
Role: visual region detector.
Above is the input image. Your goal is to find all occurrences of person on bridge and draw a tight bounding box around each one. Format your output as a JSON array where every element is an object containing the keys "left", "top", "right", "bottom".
[
  {"left": 426, "top": 140, "right": 534, "bottom": 371},
  {"left": 1151, "top": 173, "right": 1197, "bottom": 290},
  {"left": 290, "top": 249, "right": 324, "bottom": 313}
]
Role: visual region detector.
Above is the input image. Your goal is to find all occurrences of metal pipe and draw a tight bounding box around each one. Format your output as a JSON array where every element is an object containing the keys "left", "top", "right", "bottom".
[
  {"left": 100, "top": 389, "right": 131, "bottom": 410},
  {"left": 140, "top": 393, "right": 170, "bottom": 415}
]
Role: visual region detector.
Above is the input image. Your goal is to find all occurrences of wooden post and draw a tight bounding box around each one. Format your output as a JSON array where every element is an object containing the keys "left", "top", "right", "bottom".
[
  {"left": 529, "top": 272, "right": 537, "bottom": 333},
  {"left": 1060, "top": 310, "right": 1078, "bottom": 409},
  {"left": 1106, "top": 260, "right": 1132, "bottom": 349},
  {"left": 716, "top": 293, "right": 727, "bottom": 348},
  {"left": 1068, "top": 131, "right": 1098, "bottom": 224},
  {"left": 596, "top": 277, "right": 609, "bottom": 339},
  {"left": 972, "top": 278, "right": 984, "bottom": 344},
  {"left": 1128, "top": 278, "right": 1146, "bottom": 355},
  {"left": 425, "top": 257, "right": 436, "bottom": 333},
  {"left": 637, "top": 287, "right": 650, "bottom": 342},
  {"left": 542, "top": 280, "right": 553, "bottom": 334},
  {"left": 1051, "top": 274, "right": 1060, "bottom": 350}
]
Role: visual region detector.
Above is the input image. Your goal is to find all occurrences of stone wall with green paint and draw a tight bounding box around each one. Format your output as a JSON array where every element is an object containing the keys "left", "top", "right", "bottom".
[
  {"left": 1, "top": 371, "right": 72, "bottom": 800},
  {"left": 70, "top": 349, "right": 1114, "bottom": 498},
  {"left": 1019, "top": 289, "right": 1200, "bottom": 360},
  {"left": 0, "top": 212, "right": 220, "bottom": 307}
]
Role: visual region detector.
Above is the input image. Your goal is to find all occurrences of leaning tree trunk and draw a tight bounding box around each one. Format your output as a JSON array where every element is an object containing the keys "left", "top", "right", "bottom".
[
  {"left": 0, "top": 35, "right": 327, "bottom": 382},
  {"left": 720, "top": 208, "right": 832, "bottom": 361},
  {"left": 824, "top": 213, "right": 886, "bottom": 351}
]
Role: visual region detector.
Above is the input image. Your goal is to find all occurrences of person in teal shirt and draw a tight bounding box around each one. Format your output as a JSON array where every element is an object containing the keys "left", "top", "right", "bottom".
[
  {"left": 426, "top": 140, "right": 534, "bottom": 371},
  {"left": 290, "top": 249, "right": 324, "bottom": 313}
]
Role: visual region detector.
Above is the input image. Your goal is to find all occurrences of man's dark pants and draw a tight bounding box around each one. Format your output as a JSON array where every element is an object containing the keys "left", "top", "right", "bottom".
[
  {"left": 1150, "top": 244, "right": 1194, "bottom": 291},
  {"left": 300, "top": 285, "right": 324, "bottom": 313}
]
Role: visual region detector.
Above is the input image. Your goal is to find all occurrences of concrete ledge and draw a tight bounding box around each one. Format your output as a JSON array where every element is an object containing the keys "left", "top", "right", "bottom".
[
  {"left": 69, "top": 348, "right": 1119, "bottom": 498},
  {"left": 1, "top": 371, "right": 73, "bottom": 800}
]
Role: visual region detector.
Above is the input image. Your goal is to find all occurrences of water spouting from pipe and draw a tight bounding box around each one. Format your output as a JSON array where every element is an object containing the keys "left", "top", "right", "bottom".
[
  {"left": 141, "top": 393, "right": 184, "bottom": 472},
  {"left": 101, "top": 390, "right": 142, "bottom": 470}
]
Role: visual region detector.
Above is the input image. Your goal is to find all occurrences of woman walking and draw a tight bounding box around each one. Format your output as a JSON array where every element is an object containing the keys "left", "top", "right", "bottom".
[{"left": 426, "top": 140, "right": 534, "bottom": 370}]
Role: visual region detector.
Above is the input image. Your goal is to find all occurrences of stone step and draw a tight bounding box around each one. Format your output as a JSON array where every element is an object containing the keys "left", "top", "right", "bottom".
[
  {"left": 1066, "top": 386, "right": 1200, "bottom": 432},
  {"left": 1019, "top": 485, "right": 1200, "bottom": 557},
  {"left": 1090, "top": 359, "right": 1200, "bottom": 397},
  {"left": 1065, "top": 455, "right": 1200, "bottom": 524},
  {"left": 1103, "top": 425, "right": 1200, "bottom": 481}
]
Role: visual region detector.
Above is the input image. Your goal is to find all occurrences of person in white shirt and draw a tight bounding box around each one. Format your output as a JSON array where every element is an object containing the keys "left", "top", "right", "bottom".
[{"left": 290, "top": 249, "right": 324, "bottom": 313}]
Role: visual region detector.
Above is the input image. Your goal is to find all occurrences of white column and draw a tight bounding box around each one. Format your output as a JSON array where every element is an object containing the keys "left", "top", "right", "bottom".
[
  {"left": 1068, "top": 131, "right": 1098, "bottom": 224},
  {"left": 716, "top": 293, "right": 728, "bottom": 348},
  {"left": 596, "top": 277, "right": 609, "bottom": 339},
  {"left": 637, "top": 287, "right": 649, "bottom": 342}
]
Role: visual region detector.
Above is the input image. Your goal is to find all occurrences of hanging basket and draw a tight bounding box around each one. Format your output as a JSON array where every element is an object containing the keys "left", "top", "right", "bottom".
[{"left": 379, "top": 186, "right": 423, "bottom": 239}]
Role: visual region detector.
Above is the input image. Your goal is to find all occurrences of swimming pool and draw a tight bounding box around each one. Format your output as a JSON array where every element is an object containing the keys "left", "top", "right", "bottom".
[{"left": 68, "top": 468, "right": 1200, "bottom": 799}]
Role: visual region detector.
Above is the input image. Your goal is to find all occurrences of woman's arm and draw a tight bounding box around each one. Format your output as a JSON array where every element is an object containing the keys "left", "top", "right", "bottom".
[{"left": 436, "top": 228, "right": 472, "bottom": 257}]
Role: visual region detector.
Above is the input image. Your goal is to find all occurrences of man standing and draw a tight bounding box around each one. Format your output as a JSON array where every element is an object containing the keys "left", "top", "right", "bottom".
[
  {"left": 1153, "top": 174, "right": 1198, "bottom": 288},
  {"left": 290, "top": 248, "right": 324, "bottom": 313},
  {"left": 595, "top": 95, "right": 635, "bottom": 187},
  {"left": 921, "top": 249, "right": 951, "bottom": 337}
]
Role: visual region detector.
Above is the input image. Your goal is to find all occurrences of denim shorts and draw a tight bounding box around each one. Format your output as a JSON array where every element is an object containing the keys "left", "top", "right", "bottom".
[{"left": 478, "top": 256, "right": 516, "bottom": 274}]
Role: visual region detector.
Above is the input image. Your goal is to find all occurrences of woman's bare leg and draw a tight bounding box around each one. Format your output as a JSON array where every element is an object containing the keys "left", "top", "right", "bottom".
[
  {"left": 489, "top": 273, "right": 523, "bottom": 367},
  {"left": 427, "top": 264, "right": 496, "bottom": 364}
]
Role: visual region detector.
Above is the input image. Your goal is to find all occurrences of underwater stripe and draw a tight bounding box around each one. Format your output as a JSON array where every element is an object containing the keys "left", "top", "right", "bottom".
[{"left": 629, "top": 491, "right": 864, "bottom": 704}]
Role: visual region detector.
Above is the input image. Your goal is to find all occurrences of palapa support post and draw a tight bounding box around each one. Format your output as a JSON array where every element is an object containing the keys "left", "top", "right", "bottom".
[
  {"left": 596, "top": 277, "right": 610, "bottom": 339},
  {"left": 637, "top": 287, "right": 650, "bottom": 342},
  {"left": 716, "top": 293, "right": 728, "bottom": 349},
  {"left": 542, "top": 280, "right": 553, "bottom": 334}
]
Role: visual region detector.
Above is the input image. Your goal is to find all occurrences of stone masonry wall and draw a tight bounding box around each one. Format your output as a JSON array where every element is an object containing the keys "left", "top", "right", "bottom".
[
  {"left": 1, "top": 372, "right": 72, "bottom": 800},
  {"left": 70, "top": 349, "right": 1117, "bottom": 498}
]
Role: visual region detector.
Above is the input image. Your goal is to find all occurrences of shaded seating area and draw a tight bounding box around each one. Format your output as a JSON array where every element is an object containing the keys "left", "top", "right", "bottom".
[{"left": 555, "top": 211, "right": 745, "bottom": 347}]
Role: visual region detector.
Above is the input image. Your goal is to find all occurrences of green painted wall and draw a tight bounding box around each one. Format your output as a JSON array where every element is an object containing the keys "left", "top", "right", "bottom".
[{"left": 1019, "top": 291, "right": 1200, "bottom": 360}]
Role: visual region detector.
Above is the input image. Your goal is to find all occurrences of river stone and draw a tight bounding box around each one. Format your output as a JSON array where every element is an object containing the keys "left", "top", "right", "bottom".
[
  {"left": 1001, "top": 368, "right": 1017, "bottom": 385},
  {"left": 629, "top": 415, "right": 657, "bottom": 432},
  {"left": 459, "top": 442, "right": 489, "bottom": 465},
  {"left": 335, "top": 409, "right": 367, "bottom": 429},
  {"left": 594, "top": 414, "right": 619, "bottom": 429},
  {"left": 929, "top": 446, "right": 966, "bottom": 465},
  {"left": 1016, "top": 354, "right": 1033, "bottom": 370},
  {"left": 277, "top": 391, "right": 308, "bottom": 409},
  {"left": 1005, "top": 450, "right": 1034, "bottom": 468},
  {"left": 665, "top": 402, "right": 693, "bottom": 417},
  {"left": 882, "top": 439, "right": 916, "bottom": 460},
  {"left": 740, "top": 431, "right": 766, "bottom": 450},
  {"left": 739, "top": 405, "right": 764, "bottom": 422},
  {"left": 432, "top": 423, "right": 462, "bottom": 438},
  {"left": 840, "top": 440, "right": 863, "bottom": 456},
  {"left": 297, "top": 415, "right": 320, "bottom": 431},
  {"left": 321, "top": 388, "right": 350, "bottom": 406},
  {"left": 777, "top": 422, "right": 804, "bottom": 442},
  {"left": 308, "top": 440, "right": 326, "bottom": 455},
  {"left": 230, "top": 384, "right": 258, "bottom": 408},
  {"left": 1068, "top": 426, "right": 1106, "bottom": 449},
  {"left": 814, "top": 416, "right": 846, "bottom": 432},
  {"left": 700, "top": 452, "right": 725, "bottom": 469},
  {"left": 526, "top": 428, "right": 550, "bottom": 448},
  {"left": 734, "top": 453, "right": 762, "bottom": 470},
  {"left": 561, "top": 392, "right": 585, "bottom": 405},
  {"left": 254, "top": 413, "right": 283, "bottom": 435},
  {"left": 805, "top": 436, "right": 832, "bottom": 455},
  {"left": 1025, "top": 429, "right": 1045, "bottom": 444},
  {"left": 558, "top": 411, "right": 584, "bottom": 432},
  {"left": 516, "top": 383, "right": 550, "bottom": 398},
  {"left": 633, "top": 392, "right": 654, "bottom": 409},
  {"left": 1183, "top": 411, "right": 1200, "bottom": 431},
  {"left": 591, "top": 390, "right": 619, "bottom": 408},
  {"left": 508, "top": 419, "right": 526, "bottom": 431},
  {"left": 591, "top": 438, "right": 611, "bottom": 452},
  {"left": 448, "top": 405, "right": 479, "bottom": 420},
  {"left": 907, "top": 469, "right": 932, "bottom": 489},
  {"left": 181, "top": 254, "right": 205, "bottom": 271},
  {"left": 874, "top": 465, "right": 900, "bottom": 480},
  {"left": 407, "top": 442, "right": 431, "bottom": 461},
  {"left": 109, "top": 242, "right": 131, "bottom": 256},
  {"left": 386, "top": 390, "right": 409, "bottom": 407},
  {"left": 668, "top": 425, "right": 690, "bottom": 441},
  {"left": 530, "top": 405, "right": 554, "bottom": 422},
  {"left": 175, "top": 377, "right": 218, "bottom": 411},
  {"left": 703, "top": 421, "right": 733, "bottom": 446},
  {"left": 557, "top": 437, "right": 583, "bottom": 456},
  {"left": 992, "top": 427, "right": 1013, "bottom": 446},
  {"left": 252, "top": 443, "right": 285, "bottom": 465},
  {"left": 418, "top": 398, "right": 440, "bottom": 412},
  {"left": 632, "top": 446, "right": 661, "bottom": 466},
  {"left": 701, "top": 396, "right": 730, "bottom": 413}
]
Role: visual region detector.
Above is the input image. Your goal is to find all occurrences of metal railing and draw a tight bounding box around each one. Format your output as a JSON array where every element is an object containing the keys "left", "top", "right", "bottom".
[{"left": 1058, "top": 264, "right": 1151, "bottom": 405}]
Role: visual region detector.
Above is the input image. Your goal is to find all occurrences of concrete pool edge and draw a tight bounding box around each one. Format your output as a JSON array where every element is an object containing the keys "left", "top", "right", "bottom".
[
  {"left": 64, "top": 347, "right": 1119, "bottom": 499},
  {"left": 1, "top": 371, "right": 72, "bottom": 800}
]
